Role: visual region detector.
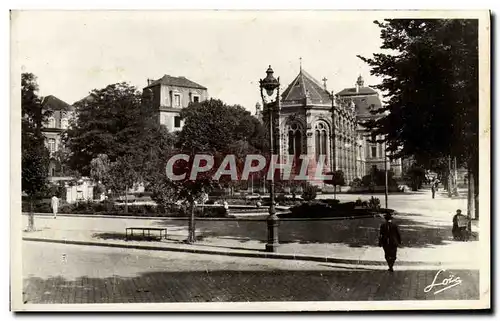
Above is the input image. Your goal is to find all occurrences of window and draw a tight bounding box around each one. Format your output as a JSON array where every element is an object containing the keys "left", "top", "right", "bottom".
[
  {"left": 193, "top": 96, "right": 200, "bottom": 103},
  {"left": 48, "top": 117, "right": 55, "bottom": 128},
  {"left": 314, "top": 122, "right": 328, "bottom": 162},
  {"left": 288, "top": 123, "right": 302, "bottom": 156},
  {"left": 61, "top": 118, "right": 68, "bottom": 129},
  {"left": 174, "top": 116, "right": 182, "bottom": 128},
  {"left": 174, "top": 94, "right": 181, "bottom": 107},
  {"left": 48, "top": 138, "right": 56, "bottom": 153},
  {"left": 371, "top": 146, "right": 377, "bottom": 158}
]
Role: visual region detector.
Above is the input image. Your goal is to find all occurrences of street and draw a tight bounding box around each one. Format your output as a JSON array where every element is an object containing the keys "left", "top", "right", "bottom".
[{"left": 23, "top": 241, "right": 479, "bottom": 303}]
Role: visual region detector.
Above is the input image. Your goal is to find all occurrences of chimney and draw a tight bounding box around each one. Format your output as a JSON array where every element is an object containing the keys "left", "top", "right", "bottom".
[
  {"left": 147, "top": 78, "right": 152, "bottom": 86},
  {"left": 355, "top": 75, "right": 364, "bottom": 93}
]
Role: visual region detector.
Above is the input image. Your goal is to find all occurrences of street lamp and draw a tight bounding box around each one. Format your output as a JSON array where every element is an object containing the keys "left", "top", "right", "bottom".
[
  {"left": 330, "top": 92, "right": 337, "bottom": 171},
  {"left": 259, "top": 65, "right": 280, "bottom": 253}
]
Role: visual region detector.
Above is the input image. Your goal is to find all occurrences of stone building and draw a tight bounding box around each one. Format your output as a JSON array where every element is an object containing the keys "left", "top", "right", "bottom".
[
  {"left": 337, "top": 75, "right": 402, "bottom": 178},
  {"left": 143, "top": 74, "right": 209, "bottom": 132},
  {"left": 41, "top": 95, "right": 74, "bottom": 178},
  {"left": 256, "top": 67, "right": 402, "bottom": 184}
]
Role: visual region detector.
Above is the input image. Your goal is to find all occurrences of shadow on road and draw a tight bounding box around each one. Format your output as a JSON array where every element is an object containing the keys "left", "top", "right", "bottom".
[
  {"left": 23, "top": 269, "right": 480, "bottom": 304},
  {"left": 153, "top": 214, "right": 477, "bottom": 249},
  {"left": 92, "top": 232, "right": 162, "bottom": 242}
]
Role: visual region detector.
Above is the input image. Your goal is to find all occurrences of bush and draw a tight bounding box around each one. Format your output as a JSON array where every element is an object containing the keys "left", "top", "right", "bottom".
[
  {"left": 301, "top": 183, "right": 318, "bottom": 201},
  {"left": 319, "top": 199, "right": 341, "bottom": 207},
  {"left": 22, "top": 198, "right": 230, "bottom": 218},
  {"left": 354, "top": 198, "right": 367, "bottom": 207},
  {"left": 368, "top": 196, "right": 381, "bottom": 210},
  {"left": 288, "top": 201, "right": 331, "bottom": 217},
  {"left": 361, "top": 168, "right": 398, "bottom": 188},
  {"left": 351, "top": 178, "right": 363, "bottom": 188}
]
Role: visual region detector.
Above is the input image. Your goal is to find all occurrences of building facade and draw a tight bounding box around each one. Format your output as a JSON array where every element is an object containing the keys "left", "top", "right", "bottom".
[
  {"left": 41, "top": 95, "right": 74, "bottom": 178},
  {"left": 143, "top": 74, "right": 209, "bottom": 132},
  {"left": 257, "top": 68, "right": 401, "bottom": 184},
  {"left": 337, "top": 76, "right": 402, "bottom": 179}
]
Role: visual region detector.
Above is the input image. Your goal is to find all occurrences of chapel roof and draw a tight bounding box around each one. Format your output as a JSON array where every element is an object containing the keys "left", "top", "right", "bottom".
[{"left": 281, "top": 69, "right": 332, "bottom": 105}]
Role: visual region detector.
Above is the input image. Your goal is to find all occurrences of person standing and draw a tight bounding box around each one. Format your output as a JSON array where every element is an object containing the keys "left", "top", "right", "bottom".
[
  {"left": 379, "top": 213, "right": 401, "bottom": 272},
  {"left": 431, "top": 183, "right": 436, "bottom": 199},
  {"left": 51, "top": 195, "right": 59, "bottom": 219}
]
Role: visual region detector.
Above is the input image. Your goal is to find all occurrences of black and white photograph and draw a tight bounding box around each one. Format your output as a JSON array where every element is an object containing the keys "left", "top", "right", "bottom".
[{"left": 10, "top": 10, "right": 490, "bottom": 311}]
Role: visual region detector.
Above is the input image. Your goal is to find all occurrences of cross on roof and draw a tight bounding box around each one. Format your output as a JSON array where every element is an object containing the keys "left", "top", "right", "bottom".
[{"left": 322, "top": 77, "right": 328, "bottom": 89}]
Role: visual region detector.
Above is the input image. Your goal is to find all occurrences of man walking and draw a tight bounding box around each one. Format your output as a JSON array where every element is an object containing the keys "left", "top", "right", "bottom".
[
  {"left": 51, "top": 195, "right": 59, "bottom": 219},
  {"left": 379, "top": 213, "right": 401, "bottom": 272},
  {"left": 431, "top": 183, "right": 436, "bottom": 199}
]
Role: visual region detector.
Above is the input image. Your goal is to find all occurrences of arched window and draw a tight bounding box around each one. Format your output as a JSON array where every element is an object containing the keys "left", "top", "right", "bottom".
[
  {"left": 314, "top": 121, "right": 329, "bottom": 162},
  {"left": 288, "top": 123, "right": 303, "bottom": 156}
]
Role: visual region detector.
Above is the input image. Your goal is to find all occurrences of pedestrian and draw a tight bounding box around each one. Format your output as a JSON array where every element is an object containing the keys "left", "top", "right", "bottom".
[
  {"left": 431, "top": 184, "right": 436, "bottom": 199},
  {"left": 452, "top": 209, "right": 469, "bottom": 241},
  {"left": 378, "top": 212, "right": 401, "bottom": 272},
  {"left": 51, "top": 195, "right": 59, "bottom": 219}
]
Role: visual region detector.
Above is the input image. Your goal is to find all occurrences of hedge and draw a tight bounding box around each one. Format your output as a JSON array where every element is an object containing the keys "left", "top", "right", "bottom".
[
  {"left": 283, "top": 200, "right": 394, "bottom": 218},
  {"left": 21, "top": 200, "right": 228, "bottom": 218}
]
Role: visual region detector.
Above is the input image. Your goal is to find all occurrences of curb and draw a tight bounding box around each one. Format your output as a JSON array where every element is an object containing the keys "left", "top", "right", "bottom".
[
  {"left": 22, "top": 212, "right": 383, "bottom": 222},
  {"left": 22, "top": 236, "right": 446, "bottom": 267}
]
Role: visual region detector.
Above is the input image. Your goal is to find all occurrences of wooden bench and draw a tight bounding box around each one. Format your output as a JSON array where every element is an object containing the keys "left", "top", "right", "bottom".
[{"left": 125, "top": 227, "right": 167, "bottom": 241}]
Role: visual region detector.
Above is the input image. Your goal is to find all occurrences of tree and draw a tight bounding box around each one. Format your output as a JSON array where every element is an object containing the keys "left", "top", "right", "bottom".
[
  {"left": 178, "top": 99, "right": 265, "bottom": 154},
  {"left": 324, "top": 170, "right": 345, "bottom": 199},
  {"left": 358, "top": 19, "right": 478, "bottom": 218},
  {"left": 404, "top": 163, "right": 427, "bottom": 191},
  {"left": 65, "top": 83, "right": 173, "bottom": 178},
  {"left": 107, "top": 156, "right": 140, "bottom": 214},
  {"left": 90, "top": 154, "right": 111, "bottom": 199},
  {"left": 22, "top": 73, "right": 51, "bottom": 231},
  {"left": 147, "top": 153, "right": 219, "bottom": 243},
  {"left": 160, "top": 99, "right": 266, "bottom": 242}
]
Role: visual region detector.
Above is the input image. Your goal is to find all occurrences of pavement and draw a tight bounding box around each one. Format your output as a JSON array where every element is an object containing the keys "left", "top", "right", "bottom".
[
  {"left": 21, "top": 188, "right": 481, "bottom": 269},
  {"left": 22, "top": 241, "right": 480, "bottom": 304},
  {"left": 19, "top": 189, "right": 487, "bottom": 306}
]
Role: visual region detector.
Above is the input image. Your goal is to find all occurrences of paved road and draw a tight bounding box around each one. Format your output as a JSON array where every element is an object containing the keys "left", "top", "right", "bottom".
[{"left": 23, "top": 241, "right": 479, "bottom": 303}]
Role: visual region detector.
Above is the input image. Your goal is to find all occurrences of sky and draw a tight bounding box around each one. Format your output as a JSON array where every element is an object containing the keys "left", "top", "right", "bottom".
[{"left": 12, "top": 10, "right": 386, "bottom": 113}]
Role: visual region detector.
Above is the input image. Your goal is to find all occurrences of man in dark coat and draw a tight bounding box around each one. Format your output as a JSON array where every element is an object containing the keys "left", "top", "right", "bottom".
[
  {"left": 379, "top": 213, "right": 402, "bottom": 272},
  {"left": 452, "top": 209, "right": 469, "bottom": 241}
]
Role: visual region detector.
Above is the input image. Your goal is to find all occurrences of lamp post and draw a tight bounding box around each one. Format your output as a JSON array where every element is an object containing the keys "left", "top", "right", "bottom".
[
  {"left": 384, "top": 144, "right": 388, "bottom": 209},
  {"left": 330, "top": 91, "right": 337, "bottom": 172},
  {"left": 259, "top": 65, "right": 280, "bottom": 253}
]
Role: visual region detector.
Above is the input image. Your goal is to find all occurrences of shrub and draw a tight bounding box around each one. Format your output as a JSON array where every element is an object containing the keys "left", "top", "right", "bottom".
[
  {"left": 368, "top": 196, "right": 381, "bottom": 210},
  {"left": 301, "top": 183, "right": 318, "bottom": 201},
  {"left": 319, "top": 199, "right": 341, "bottom": 207},
  {"left": 351, "top": 178, "right": 363, "bottom": 188},
  {"left": 289, "top": 201, "right": 331, "bottom": 217},
  {"left": 361, "top": 168, "right": 398, "bottom": 188}
]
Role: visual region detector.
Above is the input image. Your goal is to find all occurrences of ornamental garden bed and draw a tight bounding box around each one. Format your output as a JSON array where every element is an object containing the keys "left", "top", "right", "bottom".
[{"left": 280, "top": 200, "right": 395, "bottom": 219}]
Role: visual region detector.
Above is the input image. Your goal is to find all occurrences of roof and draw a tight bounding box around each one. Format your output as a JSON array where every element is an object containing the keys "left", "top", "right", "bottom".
[
  {"left": 336, "top": 86, "right": 378, "bottom": 96},
  {"left": 41, "top": 95, "right": 73, "bottom": 111},
  {"left": 145, "top": 74, "right": 207, "bottom": 90},
  {"left": 73, "top": 94, "right": 95, "bottom": 106},
  {"left": 281, "top": 69, "right": 332, "bottom": 105},
  {"left": 341, "top": 95, "right": 382, "bottom": 117}
]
